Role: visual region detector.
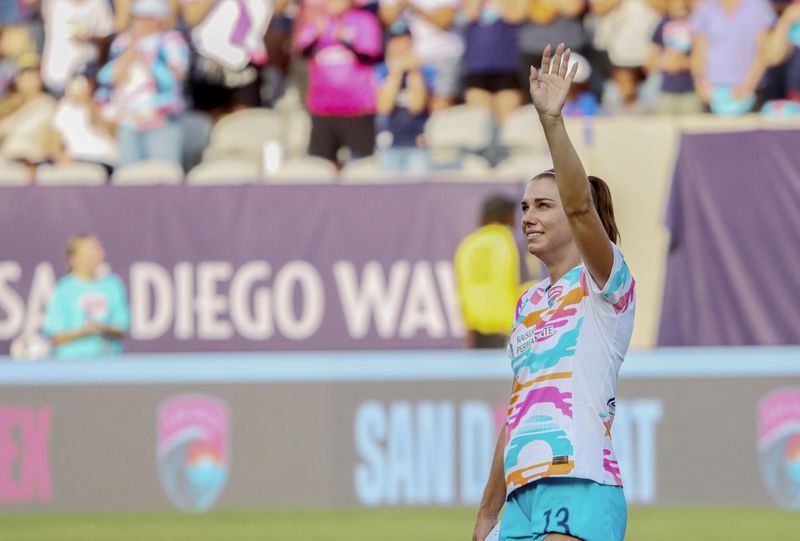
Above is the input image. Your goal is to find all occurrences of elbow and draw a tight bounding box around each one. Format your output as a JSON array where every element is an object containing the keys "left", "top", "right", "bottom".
[{"left": 563, "top": 198, "right": 594, "bottom": 220}]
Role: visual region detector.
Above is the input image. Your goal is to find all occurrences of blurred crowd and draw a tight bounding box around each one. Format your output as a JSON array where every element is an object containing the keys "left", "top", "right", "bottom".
[{"left": 2, "top": 0, "right": 800, "bottom": 177}]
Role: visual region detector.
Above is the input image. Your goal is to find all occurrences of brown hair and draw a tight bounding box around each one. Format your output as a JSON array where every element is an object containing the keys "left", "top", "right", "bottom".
[
  {"left": 66, "top": 233, "right": 93, "bottom": 270},
  {"left": 532, "top": 170, "right": 620, "bottom": 244}
]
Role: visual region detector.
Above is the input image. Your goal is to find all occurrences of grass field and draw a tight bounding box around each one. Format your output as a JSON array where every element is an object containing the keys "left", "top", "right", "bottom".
[{"left": 0, "top": 507, "right": 798, "bottom": 541}]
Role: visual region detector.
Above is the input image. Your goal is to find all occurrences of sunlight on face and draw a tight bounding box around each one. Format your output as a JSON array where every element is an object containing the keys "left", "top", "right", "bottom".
[{"left": 520, "top": 177, "right": 574, "bottom": 258}]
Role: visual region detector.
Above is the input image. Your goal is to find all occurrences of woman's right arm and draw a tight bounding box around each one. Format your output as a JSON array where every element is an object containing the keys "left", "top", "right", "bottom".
[{"left": 472, "top": 424, "right": 506, "bottom": 541}]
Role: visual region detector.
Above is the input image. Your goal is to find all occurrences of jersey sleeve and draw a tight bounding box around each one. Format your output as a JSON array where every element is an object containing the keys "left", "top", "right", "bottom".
[{"left": 582, "top": 243, "right": 635, "bottom": 314}]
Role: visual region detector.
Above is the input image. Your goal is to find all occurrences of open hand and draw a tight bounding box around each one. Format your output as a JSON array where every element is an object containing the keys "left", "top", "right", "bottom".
[{"left": 529, "top": 43, "right": 578, "bottom": 119}]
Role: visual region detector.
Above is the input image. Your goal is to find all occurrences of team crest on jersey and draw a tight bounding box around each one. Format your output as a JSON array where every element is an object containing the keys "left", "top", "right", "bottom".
[
  {"left": 757, "top": 387, "right": 800, "bottom": 509},
  {"left": 157, "top": 394, "right": 230, "bottom": 513}
]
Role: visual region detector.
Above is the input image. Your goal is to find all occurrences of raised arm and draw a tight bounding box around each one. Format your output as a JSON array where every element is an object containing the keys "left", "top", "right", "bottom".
[{"left": 529, "top": 44, "right": 614, "bottom": 288}]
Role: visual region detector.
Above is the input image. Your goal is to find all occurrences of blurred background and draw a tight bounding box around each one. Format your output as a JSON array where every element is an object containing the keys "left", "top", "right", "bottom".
[{"left": 0, "top": 0, "right": 799, "bottom": 538}]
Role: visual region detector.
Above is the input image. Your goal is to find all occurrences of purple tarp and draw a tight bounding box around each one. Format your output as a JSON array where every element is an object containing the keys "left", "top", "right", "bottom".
[
  {"left": 658, "top": 130, "right": 800, "bottom": 346},
  {"left": 0, "top": 183, "right": 522, "bottom": 353}
]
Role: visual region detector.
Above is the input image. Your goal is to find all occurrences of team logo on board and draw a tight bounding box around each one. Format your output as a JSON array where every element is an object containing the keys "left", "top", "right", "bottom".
[
  {"left": 757, "top": 387, "right": 800, "bottom": 509},
  {"left": 157, "top": 394, "right": 230, "bottom": 513}
]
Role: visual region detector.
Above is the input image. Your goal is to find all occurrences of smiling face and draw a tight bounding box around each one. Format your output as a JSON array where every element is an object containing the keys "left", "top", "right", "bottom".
[{"left": 520, "top": 176, "right": 575, "bottom": 259}]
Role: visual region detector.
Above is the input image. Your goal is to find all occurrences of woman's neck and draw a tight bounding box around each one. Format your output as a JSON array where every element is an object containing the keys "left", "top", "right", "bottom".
[{"left": 542, "top": 244, "right": 582, "bottom": 285}]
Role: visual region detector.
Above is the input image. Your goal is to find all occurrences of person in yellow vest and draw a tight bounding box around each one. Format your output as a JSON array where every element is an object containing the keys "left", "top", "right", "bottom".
[{"left": 455, "top": 194, "right": 523, "bottom": 349}]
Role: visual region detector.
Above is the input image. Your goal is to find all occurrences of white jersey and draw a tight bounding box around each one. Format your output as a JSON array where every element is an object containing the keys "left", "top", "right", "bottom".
[{"left": 504, "top": 243, "right": 636, "bottom": 495}]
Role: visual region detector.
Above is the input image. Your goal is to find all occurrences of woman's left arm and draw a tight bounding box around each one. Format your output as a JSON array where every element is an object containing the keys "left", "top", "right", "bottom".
[{"left": 530, "top": 44, "right": 615, "bottom": 288}]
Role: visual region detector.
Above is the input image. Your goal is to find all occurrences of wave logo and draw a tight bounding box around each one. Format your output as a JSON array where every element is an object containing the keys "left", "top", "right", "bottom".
[
  {"left": 758, "top": 387, "right": 800, "bottom": 509},
  {"left": 157, "top": 394, "right": 230, "bottom": 513}
]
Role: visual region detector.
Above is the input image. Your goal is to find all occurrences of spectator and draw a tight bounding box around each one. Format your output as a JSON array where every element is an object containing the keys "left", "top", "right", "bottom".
[
  {"left": 0, "top": 0, "right": 44, "bottom": 53},
  {"left": 0, "top": 53, "right": 56, "bottom": 169},
  {"left": 462, "top": 0, "right": 525, "bottom": 125},
  {"left": 645, "top": 0, "right": 701, "bottom": 115},
  {"left": 690, "top": 0, "right": 776, "bottom": 115},
  {"left": 96, "top": 0, "right": 189, "bottom": 168},
  {"left": 50, "top": 75, "right": 118, "bottom": 171},
  {"left": 563, "top": 52, "right": 599, "bottom": 116},
  {"left": 518, "top": 0, "right": 586, "bottom": 103},
  {"left": 43, "top": 234, "right": 130, "bottom": 358},
  {"left": 590, "top": 0, "right": 662, "bottom": 112},
  {"left": 454, "top": 194, "right": 523, "bottom": 349},
  {"left": 375, "top": 23, "right": 433, "bottom": 174},
  {"left": 0, "top": 25, "right": 37, "bottom": 95},
  {"left": 379, "top": 0, "right": 464, "bottom": 110},
  {"left": 296, "top": 0, "right": 382, "bottom": 164},
  {"left": 763, "top": 1, "right": 800, "bottom": 103},
  {"left": 40, "top": 0, "right": 114, "bottom": 94},
  {"left": 182, "top": 0, "right": 279, "bottom": 115}
]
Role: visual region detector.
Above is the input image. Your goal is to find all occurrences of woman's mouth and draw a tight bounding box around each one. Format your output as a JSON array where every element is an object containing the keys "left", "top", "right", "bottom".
[{"left": 527, "top": 231, "right": 544, "bottom": 241}]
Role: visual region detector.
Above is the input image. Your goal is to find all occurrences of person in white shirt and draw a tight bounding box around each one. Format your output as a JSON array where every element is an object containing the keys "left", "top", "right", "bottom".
[
  {"left": 41, "top": 0, "right": 115, "bottom": 93},
  {"left": 473, "top": 44, "right": 635, "bottom": 541}
]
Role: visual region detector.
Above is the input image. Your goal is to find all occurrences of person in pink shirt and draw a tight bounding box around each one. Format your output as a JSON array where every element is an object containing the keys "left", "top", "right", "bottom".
[{"left": 296, "top": 0, "right": 382, "bottom": 163}]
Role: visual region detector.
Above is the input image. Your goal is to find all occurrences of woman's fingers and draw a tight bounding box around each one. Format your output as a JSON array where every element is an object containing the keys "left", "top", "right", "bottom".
[
  {"left": 529, "top": 65, "right": 538, "bottom": 84},
  {"left": 550, "top": 43, "right": 565, "bottom": 75},
  {"left": 558, "top": 48, "right": 571, "bottom": 79},
  {"left": 540, "top": 44, "right": 552, "bottom": 76},
  {"left": 565, "top": 60, "right": 579, "bottom": 85}
]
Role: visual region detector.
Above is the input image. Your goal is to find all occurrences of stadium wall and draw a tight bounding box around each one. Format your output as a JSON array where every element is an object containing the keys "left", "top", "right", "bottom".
[{"left": 0, "top": 347, "right": 798, "bottom": 512}]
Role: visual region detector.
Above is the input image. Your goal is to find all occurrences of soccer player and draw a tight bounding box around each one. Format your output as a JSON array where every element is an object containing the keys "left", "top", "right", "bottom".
[{"left": 473, "top": 44, "right": 635, "bottom": 541}]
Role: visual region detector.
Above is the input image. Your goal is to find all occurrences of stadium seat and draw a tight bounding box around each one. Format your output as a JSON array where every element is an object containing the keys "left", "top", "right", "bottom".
[
  {"left": 186, "top": 159, "right": 261, "bottom": 184},
  {"left": 499, "top": 105, "right": 548, "bottom": 156},
  {"left": 205, "top": 108, "right": 284, "bottom": 163},
  {"left": 429, "top": 155, "right": 494, "bottom": 182},
  {"left": 281, "top": 108, "right": 312, "bottom": 158},
  {"left": 339, "top": 157, "right": 385, "bottom": 183},
  {"left": 494, "top": 154, "right": 553, "bottom": 181},
  {"left": 264, "top": 156, "right": 338, "bottom": 183},
  {"left": 0, "top": 161, "right": 31, "bottom": 185},
  {"left": 111, "top": 160, "right": 184, "bottom": 185},
  {"left": 35, "top": 162, "right": 108, "bottom": 185},
  {"left": 425, "top": 105, "right": 494, "bottom": 153}
]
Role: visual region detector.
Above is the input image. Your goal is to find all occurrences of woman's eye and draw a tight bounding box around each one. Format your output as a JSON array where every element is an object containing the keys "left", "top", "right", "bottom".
[{"left": 538, "top": 203, "right": 549, "bottom": 209}]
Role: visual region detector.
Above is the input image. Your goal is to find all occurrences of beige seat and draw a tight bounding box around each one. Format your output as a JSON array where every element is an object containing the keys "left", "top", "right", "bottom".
[
  {"left": 494, "top": 154, "right": 553, "bottom": 181},
  {"left": 430, "top": 155, "right": 495, "bottom": 182},
  {"left": 264, "top": 156, "right": 338, "bottom": 184},
  {"left": 425, "top": 105, "right": 494, "bottom": 153},
  {"left": 281, "top": 108, "right": 312, "bottom": 158},
  {"left": 111, "top": 160, "right": 183, "bottom": 185},
  {"left": 186, "top": 159, "right": 261, "bottom": 184},
  {"left": 205, "top": 108, "right": 284, "bottom": 163},
  {"left": 499, "top": 105, "right": 548, "bottom": 156},
  {"left": 339, "top": 157, "right": 387, "bottom": 183},
  {"left": 35, "top": 162, "right": 107, "bottom": 185},
  {"left": 0, "top": 161, "right": 31, "bottom": 185}
]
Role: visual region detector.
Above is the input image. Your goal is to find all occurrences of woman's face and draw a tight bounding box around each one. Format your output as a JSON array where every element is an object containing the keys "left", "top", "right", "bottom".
[{"left": 520, "top": 177, "right": 574, "bottom": 258}]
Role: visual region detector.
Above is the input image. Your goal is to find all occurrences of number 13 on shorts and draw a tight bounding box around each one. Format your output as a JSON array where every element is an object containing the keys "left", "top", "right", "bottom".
[{"left": 541, "top": 507, "right": 571, "bottom": 536}]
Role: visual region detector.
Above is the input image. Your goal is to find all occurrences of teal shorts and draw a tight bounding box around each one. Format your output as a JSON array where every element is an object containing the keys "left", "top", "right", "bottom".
[{"left": 499, "top": 478, "right": 627, "bottom": 541}]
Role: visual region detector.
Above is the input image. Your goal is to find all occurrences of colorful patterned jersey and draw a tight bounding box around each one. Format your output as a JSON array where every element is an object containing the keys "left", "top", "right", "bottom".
[{"left": 504, "top": 243, "right": 636, "bottom": 496}]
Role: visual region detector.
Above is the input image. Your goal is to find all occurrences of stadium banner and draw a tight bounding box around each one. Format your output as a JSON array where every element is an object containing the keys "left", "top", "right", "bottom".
[
  {"left": 658, "top": 129, "right": 800, "bottom": 346},
  {"left": 0, "top": 347, "right": 798, "bottom": 512},
  {"left": 0, "top": 183, "right": 525, "bottom": 354}
]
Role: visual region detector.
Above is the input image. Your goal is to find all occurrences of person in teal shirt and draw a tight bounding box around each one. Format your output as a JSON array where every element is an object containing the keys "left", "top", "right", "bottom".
[{"left": 43, "top": 234, "right": 130, "bottom": 358}]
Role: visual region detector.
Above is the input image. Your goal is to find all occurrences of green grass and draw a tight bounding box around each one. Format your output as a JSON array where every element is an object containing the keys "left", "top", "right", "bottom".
[{"left": 0, "top": 507, "right": 797, "bottom": 540}]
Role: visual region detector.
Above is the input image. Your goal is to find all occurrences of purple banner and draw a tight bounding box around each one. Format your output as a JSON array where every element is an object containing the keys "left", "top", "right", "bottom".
[
  {"left": 0, "top": 183, "right": 522, "bottom": 353},
  {"left": 658, "top": 130, "right": 800, "bottom": 345}
]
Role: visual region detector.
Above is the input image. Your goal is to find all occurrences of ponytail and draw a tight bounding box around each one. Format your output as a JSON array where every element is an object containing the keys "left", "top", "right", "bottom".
[
  {"left": 588, "top": 176, "right": 620, "bottom": 245},
  {"left": 530, "top": 170, "right": 620, "bottom": 244}
]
